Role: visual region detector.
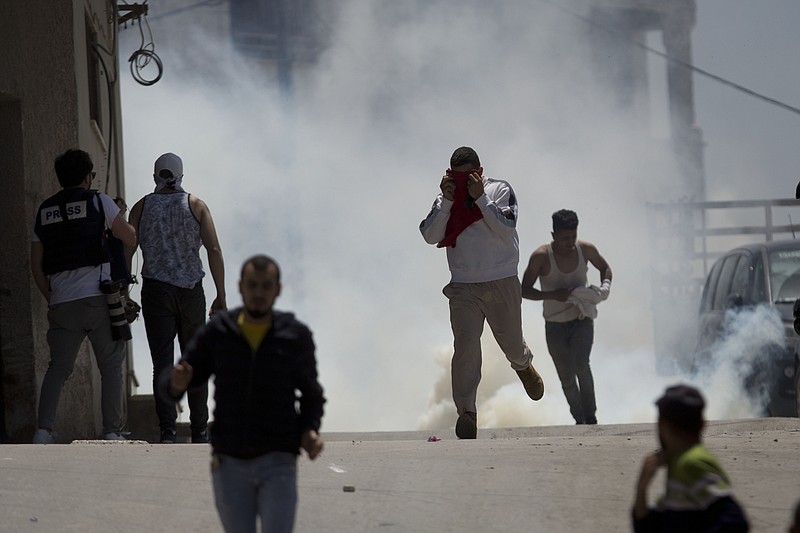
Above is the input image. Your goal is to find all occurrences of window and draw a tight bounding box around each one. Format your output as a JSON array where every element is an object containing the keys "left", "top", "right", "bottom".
[
  {"left": 770, "top": 248, "right": 800, "bottom": 302},
  {"left": 712, "top": 254, "right": 740, "bottom": 311},
  {"left": 700, "top": 259, "right": 722, "bottom": 313},
  {"left": 729, "top": 254, "right": 752, "bottom": 303},
  {"left": 752, "top": 254, "right": 767, "bottom": 304}
]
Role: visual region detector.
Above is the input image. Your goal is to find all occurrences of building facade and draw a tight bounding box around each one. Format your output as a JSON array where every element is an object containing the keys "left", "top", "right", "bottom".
[
  {"left": 0, "top": 0, "right": 128, "bottom": 442},
  {"left": 0, "top": 0, "right": 704, "bottom": 441}
]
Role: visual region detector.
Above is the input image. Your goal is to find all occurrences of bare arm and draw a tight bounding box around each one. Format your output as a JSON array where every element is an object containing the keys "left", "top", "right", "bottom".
[
  {"left": 192, "top": 196, "right": 226, "bottom": 315},
  {"left": 521, "top": 247, "right": 571, "bottom": 302},
  {"left": 521, "top": 250, "right": 546, "bottom": 301},
  {"left": 30, "top": 241, "right": 51, "bottom": 303},
  {"left": 124, "top": 199, "right": 144, "bottom": 271},
  {"left": 582, "top": 241, "right": 612, "bottom": 282},
  {"left": 111, "top": 213, "right": 136, "bottom": 248},
  {"left": 633, "top": 451, "right": 665, "bottom": 520}
]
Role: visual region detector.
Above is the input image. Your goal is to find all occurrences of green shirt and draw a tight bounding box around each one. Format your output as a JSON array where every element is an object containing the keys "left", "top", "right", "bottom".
[{"left": 658, "top": 444, "right": 734, "bottom": 512}]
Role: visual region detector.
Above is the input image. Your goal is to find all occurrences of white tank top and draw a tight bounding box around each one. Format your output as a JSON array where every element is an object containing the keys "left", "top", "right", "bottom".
[
  {"left": 540, "top": 242, "right": 588, "bottom": 322},
  {"left": 139, "top": 192, "right": 204, "bottom": 288}
]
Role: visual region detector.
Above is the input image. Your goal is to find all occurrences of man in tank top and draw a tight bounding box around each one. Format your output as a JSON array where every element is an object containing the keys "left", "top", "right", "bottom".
[
  {"left": 127, "top": 152, "right": 227, "bottom": 443},
  {"left": 521, "top": 209, "right": 612, "bottom": 424}
]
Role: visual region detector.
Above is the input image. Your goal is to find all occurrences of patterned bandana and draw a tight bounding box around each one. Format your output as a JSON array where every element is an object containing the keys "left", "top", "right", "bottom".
[{"left": 154, "top": 174, "right": 184, "bottom": 192}]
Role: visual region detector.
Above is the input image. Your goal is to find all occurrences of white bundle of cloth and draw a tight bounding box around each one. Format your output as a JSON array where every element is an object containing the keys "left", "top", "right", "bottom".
[{"left": 567, "top": 280, "right": 611, "bottom": 319}]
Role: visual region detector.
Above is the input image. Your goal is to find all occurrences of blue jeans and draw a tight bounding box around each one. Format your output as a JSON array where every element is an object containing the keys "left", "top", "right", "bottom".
[
  {"left": 141, "top": 278, "right": 208, "bottom": 432},
  {"left": 545, "top": 318, "right": 596, "bottom": 424},
  {"left": 211, "top": 452, "right": 298, "bottom": 533}
]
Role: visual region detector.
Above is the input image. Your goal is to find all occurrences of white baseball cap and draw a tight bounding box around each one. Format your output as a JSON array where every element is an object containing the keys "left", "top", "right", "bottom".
[{"left": 154, "top": 152, "right": 183, "bottom": 179}]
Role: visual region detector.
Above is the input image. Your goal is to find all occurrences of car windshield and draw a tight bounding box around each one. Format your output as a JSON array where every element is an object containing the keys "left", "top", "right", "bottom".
[{"left": 770, "top": 248, "right": 800, "bottom": 303}]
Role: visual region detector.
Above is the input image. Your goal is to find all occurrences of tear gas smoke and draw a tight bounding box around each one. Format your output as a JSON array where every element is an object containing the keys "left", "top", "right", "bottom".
[
  {"left": 118, "top": 0, "right": 797, "bottom": 432},
  {"left": 693, "top": 306, "right": 786, "bottom": 419}
]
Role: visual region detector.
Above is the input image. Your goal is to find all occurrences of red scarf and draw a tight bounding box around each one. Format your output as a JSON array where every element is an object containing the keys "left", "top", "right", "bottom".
[{"left": 437, "top": 169, "right": 484, "bottom": 248}]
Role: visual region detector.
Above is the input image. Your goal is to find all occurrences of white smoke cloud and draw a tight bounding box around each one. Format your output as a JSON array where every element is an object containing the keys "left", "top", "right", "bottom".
[
  {"left": 692, "top": 306, "right": 786, "bottom": 419},
  {"left": 118, "top": 0, "right": 795, "bottom": 432}
]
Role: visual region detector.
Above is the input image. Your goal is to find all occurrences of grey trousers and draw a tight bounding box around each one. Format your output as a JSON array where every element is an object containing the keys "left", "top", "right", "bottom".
[
  {"left": 444, "top": 276, "right": 533, "bottom": 415},
  {"left": 39, "top": 295, "right": 125, "bottom": 434},
  {"left": 545, "top": 318, "right": 596, "bottom": 424}
]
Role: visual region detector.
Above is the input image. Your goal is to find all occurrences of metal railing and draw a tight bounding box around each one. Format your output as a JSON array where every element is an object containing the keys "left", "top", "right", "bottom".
[
  {"left": 646, "top": 198, "right": 800, "bottom": 372},
  {"left": 649, "top": 198, "right": 800, "bottom": 281}
]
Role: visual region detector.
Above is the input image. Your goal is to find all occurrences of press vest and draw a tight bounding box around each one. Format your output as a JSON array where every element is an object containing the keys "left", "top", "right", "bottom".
[
  {"left": 541, "top": 242, "right": 588, "bottom": 322},
  {"left": 34, "top": 188, "right": 108, "bottom": 275},
  {"left": 139, "top": 192, "right": 204, "bottom": 288}
]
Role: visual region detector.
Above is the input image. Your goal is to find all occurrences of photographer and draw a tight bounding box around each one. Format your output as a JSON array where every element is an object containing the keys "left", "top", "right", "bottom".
[{"left": 30, "top": 149, "right": 136, "bottom": 443}]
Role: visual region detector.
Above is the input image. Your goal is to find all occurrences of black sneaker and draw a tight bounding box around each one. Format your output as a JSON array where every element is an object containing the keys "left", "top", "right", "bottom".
[
  {"left": 191, "top": 429, "right": 209, "bottom": 444},
  {"left": 160, "top": 428, "right": 177, "bottom": 444},
  {"left": 455, "top": 411, "right": 477, "bottom": 439}
]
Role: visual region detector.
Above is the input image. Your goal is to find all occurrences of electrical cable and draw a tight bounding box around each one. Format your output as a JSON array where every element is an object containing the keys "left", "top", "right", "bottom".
[
  {"left": 123, "top": 0, "right": 799, "bottom": 116},
  {"left": 531, "top": 0, "right": 800, "bottom": 117},
  {"left": 129, "top": 48, "right": 163, "bottom": 86},
  {"left": 127, "top": 2, "right": 163, "bottom": 86}
]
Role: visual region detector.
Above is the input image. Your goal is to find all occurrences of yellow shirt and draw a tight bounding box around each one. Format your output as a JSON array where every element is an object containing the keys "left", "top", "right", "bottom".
[{"left": 237, "top": 311, "right": 270, "bottom": 352}]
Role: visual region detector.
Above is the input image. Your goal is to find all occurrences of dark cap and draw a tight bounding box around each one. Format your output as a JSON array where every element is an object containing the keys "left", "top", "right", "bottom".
[{"left": 656, "top": 384, "right": 705, "bottom": 431}]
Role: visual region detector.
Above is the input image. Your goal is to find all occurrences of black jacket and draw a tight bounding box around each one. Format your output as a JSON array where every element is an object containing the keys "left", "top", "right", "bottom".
[
  {"left": 159, "top": 307, "right": 325, "bottom": 458},
  {"left": 633, "top": 496, "right": 749, "bottom": 533}
]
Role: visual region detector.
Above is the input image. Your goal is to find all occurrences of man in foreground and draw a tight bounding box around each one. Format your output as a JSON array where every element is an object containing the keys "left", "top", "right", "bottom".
[
  {"left": 160, "top": 255, "right": 325, "bottom": 532},
  {"left": 632, "top": 384, "right": 749, "bottom": 532}
]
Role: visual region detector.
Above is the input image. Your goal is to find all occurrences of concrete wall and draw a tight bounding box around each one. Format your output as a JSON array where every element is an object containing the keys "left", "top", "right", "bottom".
[{"left": 0, "top": 0, "right": 127, "bottom": 442}]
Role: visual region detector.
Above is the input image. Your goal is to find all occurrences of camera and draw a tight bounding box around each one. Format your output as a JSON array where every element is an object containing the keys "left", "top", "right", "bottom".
[{"left": 100, "top": 279, "right": 132, "bottom": 341}]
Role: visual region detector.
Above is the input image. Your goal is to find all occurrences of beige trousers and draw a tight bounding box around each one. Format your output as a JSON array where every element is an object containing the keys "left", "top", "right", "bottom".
[{"left": 443, "top": 276, "right": 533, "bottom": 415}]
